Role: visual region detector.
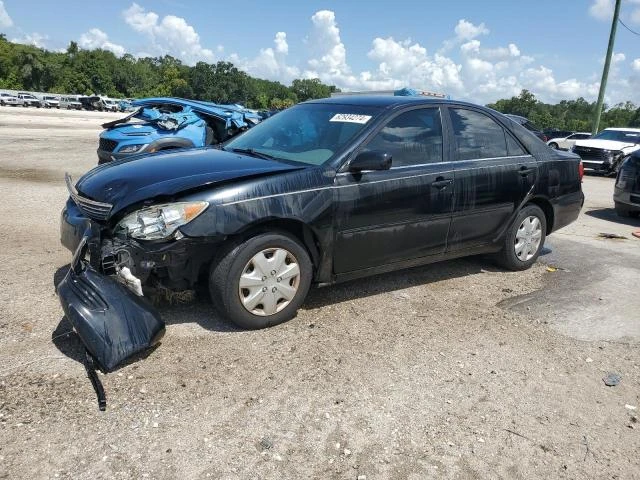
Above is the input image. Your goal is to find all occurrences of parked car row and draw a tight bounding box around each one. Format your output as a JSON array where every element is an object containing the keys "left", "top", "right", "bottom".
[{"left": 0, "top": 91, "right": 126, "bottom": 110}]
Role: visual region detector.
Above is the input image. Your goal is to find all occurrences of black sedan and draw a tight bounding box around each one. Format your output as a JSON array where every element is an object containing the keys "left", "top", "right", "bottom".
[
  {"left": 614, "top": 150, "right": 640, "bottom": 217},
  {"left": 58, "top": 96, "right": 584, "bottom": 370}
]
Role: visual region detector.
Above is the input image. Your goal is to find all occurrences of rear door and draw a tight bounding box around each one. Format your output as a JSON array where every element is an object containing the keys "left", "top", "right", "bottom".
[
  {"left": 333, "top": 106, "right": 454, "bottom": 273},
  {"left": 444, "top": 107, "right": 536, "bottom": 252}
]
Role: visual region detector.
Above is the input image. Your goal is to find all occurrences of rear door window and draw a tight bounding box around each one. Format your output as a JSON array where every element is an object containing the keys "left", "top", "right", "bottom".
[{"left": 450, "top": 108, "right": 508, "bottom": 160}]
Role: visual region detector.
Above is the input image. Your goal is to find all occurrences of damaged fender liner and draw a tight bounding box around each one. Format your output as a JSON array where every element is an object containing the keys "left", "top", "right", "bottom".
[{"left": 57, "top": 263, "right": 165, "bottom": 372}]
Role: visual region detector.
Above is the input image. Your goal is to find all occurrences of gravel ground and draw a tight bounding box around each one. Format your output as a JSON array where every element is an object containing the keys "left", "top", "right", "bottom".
[{"left": 0, "top": 106, "right": 638, "bottom": 480}]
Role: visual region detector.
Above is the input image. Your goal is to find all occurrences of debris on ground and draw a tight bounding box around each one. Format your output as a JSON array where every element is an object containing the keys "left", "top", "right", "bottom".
[
  {"left": 597, "top": 233, "right": 627, "bottom": 240},
  {"left": 625, "top": 404, "right": 637, "bottom": 411},
  {"left": 603, "top": 372, "right": 622, "bottom": 386}
]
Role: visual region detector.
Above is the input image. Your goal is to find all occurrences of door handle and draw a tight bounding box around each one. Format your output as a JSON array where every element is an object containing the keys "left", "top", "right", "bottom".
[
  {"left": 431, "top": 177, "right": 453, "bottom": 189},
  {"left": 519, "top": 166, "right": 535, "bottom": 176}
]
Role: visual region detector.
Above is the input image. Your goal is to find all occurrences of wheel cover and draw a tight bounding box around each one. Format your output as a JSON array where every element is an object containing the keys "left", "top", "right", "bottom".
[
  {"left": 514, "top": 215, "right": 543, "bottom": 262},
  {"left": 238, "top": 247, "right": 301, "bottom": 316}
]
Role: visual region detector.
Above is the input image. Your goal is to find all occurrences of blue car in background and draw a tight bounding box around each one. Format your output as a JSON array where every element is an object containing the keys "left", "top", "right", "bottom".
[{"left": 97, "top": 97, "right": 262, "bottom": 164}]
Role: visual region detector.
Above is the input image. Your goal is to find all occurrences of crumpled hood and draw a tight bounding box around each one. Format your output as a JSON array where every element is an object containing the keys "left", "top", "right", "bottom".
[
  {"left": 102, "top": 123, "right": 157, "bottom": 137},
  {"left": 75, "top": 148, "right": 303, "bottom": 215},
  {"left": 574, "top": 139, "right": 639, "bottom": 151}
]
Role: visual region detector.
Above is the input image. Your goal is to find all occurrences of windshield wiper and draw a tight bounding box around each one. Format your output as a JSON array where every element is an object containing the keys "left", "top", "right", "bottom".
[{"left": 229, "top": 148, "right": 277, "bottom": 161}]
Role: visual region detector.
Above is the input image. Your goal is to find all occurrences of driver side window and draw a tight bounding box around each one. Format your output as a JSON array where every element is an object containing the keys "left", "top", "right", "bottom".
[{"left": 364, "top": 108, "right": 443, "bottom": 167}]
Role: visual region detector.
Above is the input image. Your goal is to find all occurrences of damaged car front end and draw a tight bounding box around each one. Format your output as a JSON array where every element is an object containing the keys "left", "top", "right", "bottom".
[{"left": 97, "top": 97, "right": 263, "bottom": 164}]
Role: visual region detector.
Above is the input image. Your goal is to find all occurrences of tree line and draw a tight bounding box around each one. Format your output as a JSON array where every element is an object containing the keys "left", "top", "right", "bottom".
[
  {"left": 1, "top": 34, "right": 639, "bottom": 128},
  {"left": 0, "top": 35, "right": 338, "bottom": 109},
  {"left": 487, "top": 89, "right": 640, "bottom": 131}
]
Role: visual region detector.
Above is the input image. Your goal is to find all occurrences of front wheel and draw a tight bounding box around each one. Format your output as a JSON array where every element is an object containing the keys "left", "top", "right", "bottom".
[
  {"left": 209, "top": 232, "right": 313, "bottom": 329},
  {"left": 495, "top": 204, "right": 547, "bottom": 271},
  {"left": 549, "top": 142, "right": 558, "bottom": 149}
]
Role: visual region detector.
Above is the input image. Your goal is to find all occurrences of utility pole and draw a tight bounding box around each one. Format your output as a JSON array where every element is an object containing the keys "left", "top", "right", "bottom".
[{"left": 592, "top": 0, "right": 622, "bottom": 135}]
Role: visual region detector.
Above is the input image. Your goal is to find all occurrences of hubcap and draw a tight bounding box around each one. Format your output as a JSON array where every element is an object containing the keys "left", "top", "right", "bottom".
[
  {"left": 514, "top": 215, "right": 542, "bottom": 262},
  {"left": 238, "top": 248, "right": 301, "bottom": 316}
]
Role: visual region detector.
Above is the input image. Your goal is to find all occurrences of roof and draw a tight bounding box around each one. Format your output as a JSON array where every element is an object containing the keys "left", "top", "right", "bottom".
[
  {"left": 603, "top": 127, "right": 640, "bottom": 132},
  {"left": 306, "top": 95, "right": 473, "bottom": 108}
]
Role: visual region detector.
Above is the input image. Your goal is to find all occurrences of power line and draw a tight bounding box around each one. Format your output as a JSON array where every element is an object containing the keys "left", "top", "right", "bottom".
[{"left": 618, "top": 18, "right": 640, "bottom": 36}]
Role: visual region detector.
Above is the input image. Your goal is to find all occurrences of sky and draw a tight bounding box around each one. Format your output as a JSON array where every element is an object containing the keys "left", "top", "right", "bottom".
[{"left": 1, "top": 0, "right": 639, "bottom": 105}]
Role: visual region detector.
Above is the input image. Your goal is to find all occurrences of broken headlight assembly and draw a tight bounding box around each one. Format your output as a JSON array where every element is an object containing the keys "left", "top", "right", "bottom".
[{"left": 115, "top": 201, "right": 208, "bottom": 240}]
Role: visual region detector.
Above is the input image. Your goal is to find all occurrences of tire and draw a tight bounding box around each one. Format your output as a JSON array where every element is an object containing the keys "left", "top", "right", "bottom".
[
  {"left": 209, "top": 232, "right": 313, "bottom": 329},
  {"left": 495, "top": 204, "right": 547, "bottom": 271},
  {"left": 549, "top": 142, "right": 558, "bottom": 149}
]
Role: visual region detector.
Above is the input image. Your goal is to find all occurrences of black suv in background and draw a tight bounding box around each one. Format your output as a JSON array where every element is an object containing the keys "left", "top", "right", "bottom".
[{"left": 58, "top": 96, "right": 584, "bottom": 370}]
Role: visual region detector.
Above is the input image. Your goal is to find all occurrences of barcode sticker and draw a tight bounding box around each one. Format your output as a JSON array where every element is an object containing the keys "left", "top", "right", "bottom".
[{"left": 330, "top": 114, "right": 372, "bottom": 124}]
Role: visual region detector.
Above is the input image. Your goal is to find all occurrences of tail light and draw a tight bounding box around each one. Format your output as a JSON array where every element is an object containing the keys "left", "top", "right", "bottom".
[
  {"left": 578, "top": 161, "right": 584, "bottom": 182},
  {"left": 542, "top": 135, "right": 548, "bottom": 142}
]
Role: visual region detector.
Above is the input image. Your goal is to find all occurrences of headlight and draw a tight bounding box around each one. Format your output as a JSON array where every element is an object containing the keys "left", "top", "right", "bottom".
[
  {"left": 115, "top": 201, "right": 209, "bottom": 240},
  {"left": 118, "top": 144, "right": 146, "bottom": 154},
  {"left": 602, "top": 150, "right": 614, "bottom": 162}
]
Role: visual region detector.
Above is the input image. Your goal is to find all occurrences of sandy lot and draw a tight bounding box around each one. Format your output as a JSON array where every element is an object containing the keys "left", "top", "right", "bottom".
[{"left": 0, "top": 106, "right": 638, "bottom": 480}]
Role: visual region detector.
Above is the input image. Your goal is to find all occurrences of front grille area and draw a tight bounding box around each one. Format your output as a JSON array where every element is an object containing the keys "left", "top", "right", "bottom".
[
  {"left": 65, "top": 173, "right": 113, "bottom": 221},
  {"left": 99, "top": 138, "right": 118, "bottom": 152},
  {"left": 572, "top": 146, "right": 607, "bottom": 162}
]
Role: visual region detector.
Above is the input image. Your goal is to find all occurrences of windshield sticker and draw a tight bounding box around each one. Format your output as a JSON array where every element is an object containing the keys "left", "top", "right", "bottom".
[{"left": 330, "top": 114, "right": 372, "bottom": 124}]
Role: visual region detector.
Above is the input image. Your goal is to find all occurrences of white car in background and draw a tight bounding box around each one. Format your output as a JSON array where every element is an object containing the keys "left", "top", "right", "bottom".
[
  {"left": 547, "top": 132, "right": 591, "bottom": 150},
  {"left": 59, "top": 96, "right": 83, "bottom": 110},
  {"left": 572, "top": 128, "right": 640, "bottom": 174},
  {"left": 103, "top": 99, "right": 119, "bottom": 112},
  {"left": 0, "top": 92, "right": 25, "bottom": 106},
  {"left": 42, "top": 95, "right": 60, "bottom": 108},
  {"left": 17, "top": 92, "right": 45, "bottom": 107}
]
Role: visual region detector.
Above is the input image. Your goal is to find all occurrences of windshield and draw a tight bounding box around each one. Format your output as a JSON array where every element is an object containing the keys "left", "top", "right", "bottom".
[
  {"left": 224, "top": 103, "right": 382, "bottom": 165},
  {"left": 593, "top": 129, "right": 640, "bottom": 143}
]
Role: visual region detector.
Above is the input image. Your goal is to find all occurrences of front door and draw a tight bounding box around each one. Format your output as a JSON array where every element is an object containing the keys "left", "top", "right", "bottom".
[
  {"left": 445, "top": 107, "right": 537, "bottom": 251},
  {"left": 333, "top": 107, "right": 454, "bottom": 274}
]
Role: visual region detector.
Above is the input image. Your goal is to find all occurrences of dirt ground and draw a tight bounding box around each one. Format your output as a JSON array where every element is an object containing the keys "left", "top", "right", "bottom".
[{"left": 0, "top": 106, "right": 638, "bottom": 480}]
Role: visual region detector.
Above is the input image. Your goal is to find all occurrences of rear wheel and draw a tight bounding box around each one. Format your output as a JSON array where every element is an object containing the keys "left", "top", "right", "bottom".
[
  {"left": 495, "top": 204, "right": 546, "bottom": 271},
  {"left": 549, "top": 142, "right": 558, "bottom": 149},
  {"left": 209, "top": 232, "right": 313, "bottom": 329}
]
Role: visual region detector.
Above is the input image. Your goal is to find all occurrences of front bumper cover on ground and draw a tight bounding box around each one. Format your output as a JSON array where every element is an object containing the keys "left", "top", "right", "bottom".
[{"left": 56, "top": 237, "right": 165, "bottom": 372}]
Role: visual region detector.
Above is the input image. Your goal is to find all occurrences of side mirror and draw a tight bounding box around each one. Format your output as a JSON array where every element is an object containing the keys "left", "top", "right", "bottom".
[{"left": 349, "top": 150, "right": 392, "bottom": 172}]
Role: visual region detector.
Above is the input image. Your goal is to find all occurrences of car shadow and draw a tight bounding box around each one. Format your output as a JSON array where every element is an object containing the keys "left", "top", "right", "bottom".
[
  {"left": 303, "top": 256, "right": 501, "bottom": 311},
  {"left": 585, "top": 208, "right": 640, "bottom": 227},
  {"left": 50, "top": 255, "right": 506, "bottom": 366}
]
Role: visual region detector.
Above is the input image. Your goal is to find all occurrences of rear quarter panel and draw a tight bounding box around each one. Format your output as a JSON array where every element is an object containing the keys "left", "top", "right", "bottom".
[{"left": 534, "top": 150, "right": 583, "bottom": 232}]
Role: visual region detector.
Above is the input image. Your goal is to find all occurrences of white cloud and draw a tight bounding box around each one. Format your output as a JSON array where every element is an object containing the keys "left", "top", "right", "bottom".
[
  {"left": 232, "top": 32, "right": 299, "bottom": 83},
  {"left": 632, "top": 58, "right": 640, "bottom": 71},
  {"left": 460, "top": 40, "right": 480, "bottom": 54},
  {"left": 11, "top": 32, "right": 48, "bottom": 48},
  {"left": 79, "top": 28, "right": 126, "bottom": 57},
  {"left": 612, "top": 52, "right": 626, "bottom": 63},
  {"left": 0, "top": 0, "right": 12, "bottom": 28},
  {"left": 274, "top": 31, "right": 288, "bottom": 54},
  {"left": 122, "top": 3, "right": 214, "bottom": 64},
  {"left": 454, "top": 19, "right": 489, "bottom": 41},
  {"left": 589, "top": 0, "right": 615, "bottom": 20},
  {"left": 304, "top": 10, "right": 356, "bottom": 86},
  {"left": 589, "top": 0, "right": 640, "bottom": 24}
]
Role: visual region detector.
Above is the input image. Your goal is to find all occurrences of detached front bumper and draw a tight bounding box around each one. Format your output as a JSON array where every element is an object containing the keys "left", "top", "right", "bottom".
[{"left": 57, "top": 237, "right": 165, "bottom": 372}]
